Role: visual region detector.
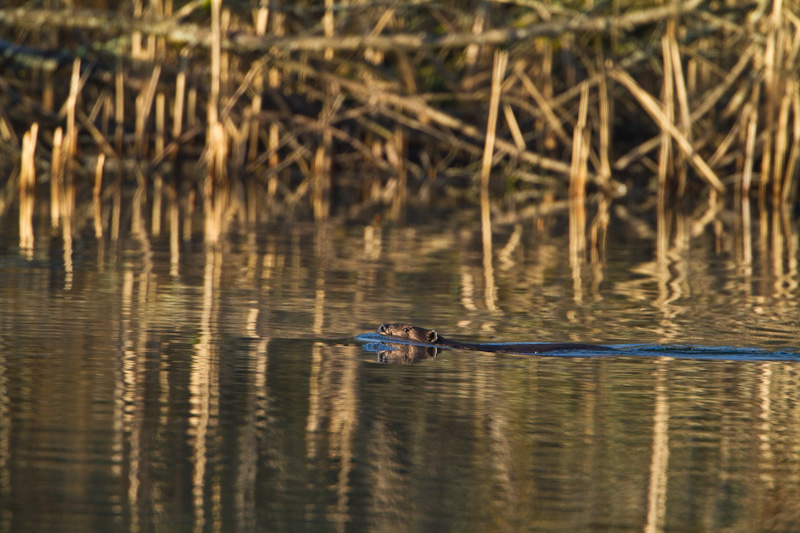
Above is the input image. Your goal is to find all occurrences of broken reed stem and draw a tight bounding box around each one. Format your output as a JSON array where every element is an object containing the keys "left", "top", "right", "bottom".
[
  {"left": 93, "top": 153, "right": 105, "bottom": 238},
  {"left": 481, "top": 49, "right": 509, "bottom": 191},
  {"left": 20, "top": 123, "right": 38, "bottom": 255},
  {"left": 20, "top": 123, "right": 38, "bottom": 190},
  {"left": 65, "top": 58, "right": 80, "bottom": 162},
  {"left": 50, "top": 127, "right": 63, "bottom": 227}
]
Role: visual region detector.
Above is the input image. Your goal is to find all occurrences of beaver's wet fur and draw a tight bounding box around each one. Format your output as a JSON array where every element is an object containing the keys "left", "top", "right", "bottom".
[{"left": 377, "top": 323, "right": 611, "bottom": 354}]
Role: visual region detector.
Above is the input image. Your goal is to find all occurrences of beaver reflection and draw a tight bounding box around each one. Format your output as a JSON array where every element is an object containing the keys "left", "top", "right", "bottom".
[{"left": 377, "top": 343, "right": 438, "bottom": 364}]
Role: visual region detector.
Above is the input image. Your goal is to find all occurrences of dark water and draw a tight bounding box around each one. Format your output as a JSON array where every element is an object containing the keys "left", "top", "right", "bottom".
[{"left": 2, "top": 193, "right": 800, "bottom": 532}]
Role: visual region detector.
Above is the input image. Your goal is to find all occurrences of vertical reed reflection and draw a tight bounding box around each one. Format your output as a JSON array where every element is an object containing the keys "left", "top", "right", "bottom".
[
  {"left": 480, "top": 191, "right": 497, "bottom": 311},
  {"left": 757, "top": 364, "right": 774, "bottom": 489},
  {"left": 61, "top": 184, "right": 75, "bottom": 290},
  {"left": 645, "top": 360, "right": 670, "bottom": 533},
  {"left": 0, "top": 345, "right": 9, "bottom": 533},
  {"left": 190, "top": 247, "right": 222, "bottom": 532}
]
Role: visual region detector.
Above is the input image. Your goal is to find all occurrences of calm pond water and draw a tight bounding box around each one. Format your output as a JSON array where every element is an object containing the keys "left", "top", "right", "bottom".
[{"left": 1, "top": 187, "right": 800, "bottom": 532}]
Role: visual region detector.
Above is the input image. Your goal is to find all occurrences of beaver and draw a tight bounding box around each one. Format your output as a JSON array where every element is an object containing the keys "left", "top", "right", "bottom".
[{"left": 377, "top": 323, "right": 611, "bottom": 354}]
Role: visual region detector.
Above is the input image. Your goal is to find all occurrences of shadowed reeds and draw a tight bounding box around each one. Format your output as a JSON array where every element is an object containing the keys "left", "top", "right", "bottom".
[{"left": 0, "top": 0, "right": 797, "bottom": 237}]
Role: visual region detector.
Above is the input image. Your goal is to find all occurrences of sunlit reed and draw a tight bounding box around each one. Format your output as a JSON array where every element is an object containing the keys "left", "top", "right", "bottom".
[
  {"left": 19, "top": 123, "right": 38, "bottom": 258},
  {"left": 64, "top": 59, "right": 80, "bottom": 163},
  {"left": 93, "top": 153, "right": 105, "bottom": 238},
  {"left": 50, "top": 127, "right": 63, "bottom": 227}
]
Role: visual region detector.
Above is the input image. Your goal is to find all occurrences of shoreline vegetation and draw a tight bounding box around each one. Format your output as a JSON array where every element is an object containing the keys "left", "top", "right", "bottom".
[{"left": 0, "top": 1, "right": 798, "bottom": 246}]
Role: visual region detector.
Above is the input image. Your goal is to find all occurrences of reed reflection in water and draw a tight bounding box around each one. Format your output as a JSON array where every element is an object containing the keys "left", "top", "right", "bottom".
[{"left": 0, "top": 182, "right": 799, "bottom": 531}]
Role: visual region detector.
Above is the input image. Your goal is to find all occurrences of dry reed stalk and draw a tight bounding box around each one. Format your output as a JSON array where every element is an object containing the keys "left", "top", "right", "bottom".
[
  {"left": 184, "top": 189, "right": 195, "bottom": 242},
  {"left": 131, "top": 183, "right": 142, "bottom": 237},
  {"left": 514, "top": 67, "right": 572, "bottom": 148},
  {"left": 135, "top": 65, "right": 162, "bottom": 157},
  {"left": 19, "top": 123, "right": 38, "bottom": 256},
  {"left": 50, "top": 127, "right": 63, "bottom": 226},
  {"left": 267, "top": 2, "right": 286, "bottom": 196},
  {"left": 173, "top": 58, "right": 187, "bottom": 140},
  {"left": 668, "top": 33, "right": 691, "bottom": 195},
  {"left": 568, "top": 83, "right": 590, "bottom": 199},
  {"left": 596, "top": 61, "right": 612, "bottom": 186},
  {"left": 615, "top": 45, "right": 756, "bottom": 172},
  {"left": 115, "top": 67, "right": 124, "bottom": 153},
  {"left": 156, "top": 92, "right": 165, "bottom": 156},
  {"left": 463, "top": 3, "right": 487, "bottom": 92},
  {"left": 43, "top": 71, "right": 54, "bottom": 112},
  {"left": 481, "top": 50, "right": 509, "bottom": 190},
  {"left": 111, "top": 181, "right": 121, "bottom": 241},
  {"left": 610, "top": 67, "right": 725, "bottom": 193},
  {"left": 76, "top": 110, "right": 117, "bottom": 159},
  {"left": 282, "top": 58, "right": 574, "bottom": 176},
  {"left": 658, "top": 36, "right": 675, "bottom": 193},
  {"left": 187, "top": 87, "right": 197, "bottom": 128},
  {"left": 312, "top": 141, "right": 330, "bottom": 220},
  {"left": 205, "top": 0, "right": 227, "bottom": 199},
  {"left": 65, "top": 58, "right": 80, "bottom": 162},
  {"left": 220, "top": 9, "right": 231, "bottom": 96},
  {"left": 209, "top": 0, "right": 221, "bottom": 130},
  {"left": 152, "top": 174, "right": 163, "bottom": 237},
  {"left": 168, "top": 187, "right": 180, "bottom": 277},
  {"left": 536, "top": 37, "right": 555, "bottom": 153},
  {"left": 93, "top": 153, "right": 105, "bottom": 238},
  {"left": 20, "top": 123, "right": 38, "bottom": 190},
  {"left": 248, "top": 3, "right": 269, "bottom": 164},
  {"left": 759, "top": 0, "right": 785, "bottom": 204},
  {"left": 0, "top": 115, "right": 15, "bottom": 145},
  {"left": 391, "top": 126, "right": 407, "bottom": 216},
  {"left": 502, "top": 104, "right": 525, "bottom": 151},
  {"left": 365, "top": 7, "right": 395, "bottom": 66},
  {"left": 132, "top": 0, "right": 143, "bottom": 59},
  {"left": 772, "top": 80, "right": 792, "bottom": 202},
  {"left": 589, "top": 196, "right": 609, "bottom": 265},
  {"left": 782, "top": 85, "right": 800, "bottom": 203},
  {"left": 742, "top": 85, "right": 761, "bottom": 197},
  {"left": 248, "top": 67, "right": 263, "bottom": 163},
  {"left": 323, "top": 0, "right": 334, "bottom": 61},
  {"left": 100, "top": 93, "right": 112, "bottom": 139}
]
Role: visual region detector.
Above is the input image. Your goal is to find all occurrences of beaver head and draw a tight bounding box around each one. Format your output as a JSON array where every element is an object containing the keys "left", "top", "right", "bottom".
[{"left": 378, "top": 324, "right": 439, "bottom": 343}]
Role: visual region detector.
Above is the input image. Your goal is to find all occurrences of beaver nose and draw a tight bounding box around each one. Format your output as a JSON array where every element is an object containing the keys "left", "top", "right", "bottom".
[{"left": 378, "top": 324, "right": 387, "bottom": 333}]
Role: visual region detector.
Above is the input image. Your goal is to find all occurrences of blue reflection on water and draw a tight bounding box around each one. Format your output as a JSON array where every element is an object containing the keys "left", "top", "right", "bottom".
[{"left": 356, "top": 332, "right": 800, "bottom": 362}]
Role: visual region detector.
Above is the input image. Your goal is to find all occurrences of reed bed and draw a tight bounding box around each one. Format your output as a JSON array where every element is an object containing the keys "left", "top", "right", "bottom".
[{"left": 0, "top": 0, "right": 798, "bottom": 231}]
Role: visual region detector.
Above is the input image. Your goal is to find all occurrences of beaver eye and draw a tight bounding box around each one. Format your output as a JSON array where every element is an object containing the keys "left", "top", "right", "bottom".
[{"left": 403, "top": 327, "right": 410, "bottom": 333}]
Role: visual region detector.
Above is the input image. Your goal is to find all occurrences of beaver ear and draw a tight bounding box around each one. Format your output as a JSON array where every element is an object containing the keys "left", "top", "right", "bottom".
[{"left": 427, "top": 330, "right": 438, "bottom": 342}]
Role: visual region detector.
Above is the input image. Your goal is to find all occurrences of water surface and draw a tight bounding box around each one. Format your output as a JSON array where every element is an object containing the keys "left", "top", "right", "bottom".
[{"left": 1, "top": 193, "right": 800, "bottom": 531}]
